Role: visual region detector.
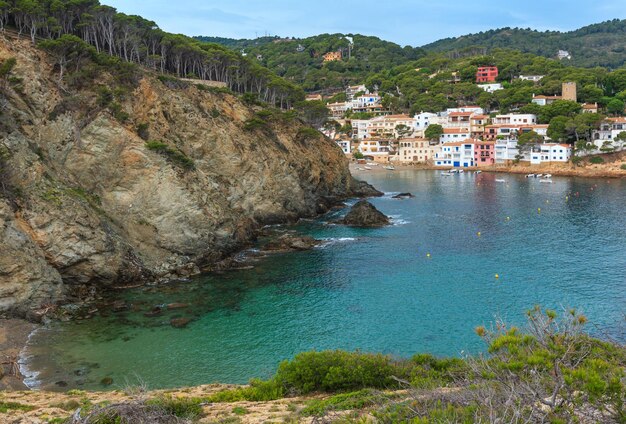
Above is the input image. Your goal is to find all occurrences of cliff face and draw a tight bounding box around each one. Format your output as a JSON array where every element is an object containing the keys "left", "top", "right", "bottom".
[{"left": 0, "top": 37, "right": 357, "bottom": 317}]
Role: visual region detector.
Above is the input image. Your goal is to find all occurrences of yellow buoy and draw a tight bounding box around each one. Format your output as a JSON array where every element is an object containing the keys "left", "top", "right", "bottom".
[
  {"left": 477, "top": 231, "right": 481, "bottom": 237},
  {"left": 495, "top": 274, "right": 500, "bottom": 279},
  {"left": 427, "top": 253, "right": 431, "bottom": 258},
  {"left": 546, "top": 200, "right": 549, "bottom": 204},
  {"left": 538, "top": 207, "right": 541, "bottom": 213},
  {"left": 506, "top": 216, "right": 510, "bottom": 221}
]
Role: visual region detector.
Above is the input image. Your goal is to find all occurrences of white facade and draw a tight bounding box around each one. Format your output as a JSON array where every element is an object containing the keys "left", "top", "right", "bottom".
[
  {"left": 336, "top": 140, "right": 351, "bottom": 155},
  {"left": 446, "top": 106, "right": 484, "bottom": 115},
  {"left": 493, "top": 114, "right": 537, "bottom": 125},
  {"left": 528, "top": 144, "right": 572, "bottom": 164},
  {"left": 396, "top": 139, "right": 440, "bottom": 163},
  {"left": 519, "top": 75, "right": 544, "bottom": 82},
  {"left": 494, "top": 139, "right": 519, "bottom": 163},
  {"left": 351, "top": 119, "right": 370, "bottom": 140},
  {"left": 440, "top": 128, "right": 471, "bottom": 143},
  {"left": 478, "top": 83, "right": 503, "bottom": 93},
  {"left": 414, "top": 112, "right": 438, "bottom": 131},
  {"left": 435, "top": 142, "right": 475, "bottom": 167},
  {"left": 591, "top": 118, "right": 626, "bottom": 152}
]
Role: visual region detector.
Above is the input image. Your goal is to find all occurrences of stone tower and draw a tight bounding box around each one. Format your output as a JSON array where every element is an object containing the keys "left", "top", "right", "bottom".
[{"left": 562, "top": 82, "right": 577, "bottom": 102}]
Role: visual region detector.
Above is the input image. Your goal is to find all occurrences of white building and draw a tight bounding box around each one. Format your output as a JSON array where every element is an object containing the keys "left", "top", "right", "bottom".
[
  {"left": 591, "top": 117, "right": 626, "bottom": 151},
  {"left": 440, "top": 128, "right": 471, "bottom": 143},
  {"left": 414, "top": 112, "right": 438, "bottom": 132},
  {"left": 478, "top": 83, "right": 503, "bottom": 93},
  {"left": 446, "top": 106, "right": 484, "bottom": 115},
  {"left": 557, "top": 50, "right": 572, "bottom": 60},
  {"left": 492, "top": 114, "right": 537, "bottom": 125},
  {"left": 531, "top": 95, "right": 562, "bottom": 106},
  {"left": 435, "top": 141, "right": 476, "bottom": 168},
  {"left": 336, "top": 140, "right": 351, "bottom": 155},
  {"left": 494, "top": 139, "right": 519, "bottom": 164},
  {"left": 519, "top": 75, "right": 544, "bottom": 82},
  {"left": 346, "top": 84, "right": 368, "bottom": 101},
  {"left": 328, "top": 102, "right": 348, "bottom": 118},
  {"left": 351, "top": 94, "right": 381, "bottom": 109},
  {"left": 351, "top": 119, "right": 370, "bottom": 140},
  {"left": 367, "top": 115, "right": 416, "bottom": 139},
  {"left": 528, "top": 144, "right": 572, "bottom": 164}
]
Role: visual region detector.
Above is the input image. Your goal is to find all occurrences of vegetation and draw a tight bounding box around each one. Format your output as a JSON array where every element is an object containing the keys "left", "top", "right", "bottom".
[
  {"left": 145, "top": 141, "right": 195, "bottom": 170},
  {"left": 422, "top": 19, "right": 626, "bottom": 69},
  {"left": 589, "top": 156, "right": 605, "bottom": 164},
  {"left": 0, "top": 401, "right": 34, "bottom": 413},
  {"left": 196, "top": 33, "right": 425, "bottom": 91},
  {"left": 2, "top": 0, "right": 303, "bottom": 108},
  {"left": 200, "top": 308, "right": 624, "bottom": 423}
]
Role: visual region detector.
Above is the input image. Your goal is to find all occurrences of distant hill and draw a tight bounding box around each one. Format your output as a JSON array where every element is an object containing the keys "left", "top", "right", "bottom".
[
  {"left": 195, "top": 34, "right": 424, "bottom": 92},
  {"left": 421, "top": 19, "right": 626, "bottom": 69}
]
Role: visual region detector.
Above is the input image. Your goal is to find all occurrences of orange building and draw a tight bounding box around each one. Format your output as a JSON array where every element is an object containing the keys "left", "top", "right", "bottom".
[
  {"left": 323, "top": 51, "right": 342, "bottom": 62},
  {"left": 476, "top": 66, "right": 498, "bottom": 83}
]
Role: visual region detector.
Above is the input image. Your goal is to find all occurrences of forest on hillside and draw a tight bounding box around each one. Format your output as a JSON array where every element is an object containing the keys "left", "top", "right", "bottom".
[
  {"left": 422, "top": 19, "right": 626, "bottom": 69},
  {"left": 195, "top": 33, "right": 425, "bottom": 92},
  {"left": 0, "top": 0, "right": 304, "bottom": 108}
]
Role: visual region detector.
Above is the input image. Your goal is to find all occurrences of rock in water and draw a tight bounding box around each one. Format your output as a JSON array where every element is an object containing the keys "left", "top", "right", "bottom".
[
  {"left": 264, "top": 235, "right": 321, "bottom": 251},
  {"left": 392, "top": 192, "right": 415, "bottom": 199},
  {"left": 340, "top": 201, "right": 390, "bottom": 227},
  {"left": 351, "top": 179, "right": 384, "bottom": 198},
  {"left": 170, "top": 318, "right": 191, "bottom": 328}
]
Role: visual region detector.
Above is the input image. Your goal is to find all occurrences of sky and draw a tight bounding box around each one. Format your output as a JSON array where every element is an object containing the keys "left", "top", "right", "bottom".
[{"left": 101, "top": 1, "right": 626, "bottom": 46}]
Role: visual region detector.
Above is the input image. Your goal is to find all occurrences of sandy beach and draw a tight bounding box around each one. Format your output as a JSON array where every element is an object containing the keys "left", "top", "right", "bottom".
[{"left": 0, "top": 318, "right": 35, "bottom": 391}]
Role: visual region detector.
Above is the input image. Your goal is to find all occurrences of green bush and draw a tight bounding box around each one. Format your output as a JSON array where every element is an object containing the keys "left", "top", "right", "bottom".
[
  {"left": 275, "top": 350, "right": 402, "bottom": 394},
  {"left": 243, "top": 118, "right": 267, "bottom": 131},
  {"left": 108, "top": 102, "right": 129, "bottom": 123},
  {"left": 136, "top": 123, "right": 150, "bottom": 140},
  {"left": 301, "top": 389, "right": 385, "bottom": 416},
  {"left": 205, "top": 379, "right": 284, "bottom": 403},
  {"left": 0, "top": 401, "right": 34, "bottom": 413},
  {"left": 147, "top": 395, "right": 203, "bottom": 419},
  {"left": 145, "top": 141, "right": 195, "bottom": 170},
  {"left": 589, "top": 156, "right": 605, "bottom": 164},
  {"left": 571, "top": 156, "right": 583, "bottom": 165},
  {"left": 296, "top": 127, "right": 320, "bottom": 142},
  {"left": 621, "top": 164, "right": 626, "bottom": 170},
  {"left": 0, "top": 57, "right": 17, "bottom": 78}
]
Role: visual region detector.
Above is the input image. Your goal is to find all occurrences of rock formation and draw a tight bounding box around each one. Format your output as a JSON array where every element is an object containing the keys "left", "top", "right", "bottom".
[
  {"left": 340, "top": 201, "right": 390, "bottom": 227},
  {"left": 0, "top": 37, "right": 373, "bottom": 317}
]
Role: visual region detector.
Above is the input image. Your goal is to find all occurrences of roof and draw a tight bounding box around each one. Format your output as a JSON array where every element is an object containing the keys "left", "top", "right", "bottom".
[
  {"left": 471, "top": 115, "right": 489, "bottom": 119},
  {"left": 582, "top": 103, "right": 598, "bottom": 109},
  {"left": 448, "top": 112, "right": 474, "bottom": 117},
  {"left": 607, "top": 117, "right": 626, "bottom": 123},
  {"left": 443, "top": 128, "right": 471, "bottom": 133},
  {"left": 385, "top": 114, "right": 413, "bottom": 120}
]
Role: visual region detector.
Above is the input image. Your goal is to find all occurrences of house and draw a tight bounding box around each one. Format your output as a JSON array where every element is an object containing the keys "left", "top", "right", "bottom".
[
  {"left": 367, "top": 115, "right": 416, "bottom": 139},
  {"left": 519, "top": 75, "right": 544, "bottom": 83},
  {"left": 528, "top": 144, "right": 572, "bottom": 164},
  {"left": 323, "top": 51, "right": 342, "bottom": 62},
  {"left": 474, "top": 140, "right": 496, "bottom": 167},
  {"left": 351, "top": 94, "right": 381, "bottom": 109},
  {"left": 435, "top": 140, "right": 476, "bottom": 167},
  {"left": 296, "top": 44, "right": 306, "bottom": 52},
  {"left": 358, "top": 140, "right": 391, "bottom": 162},
  {"left": 531, "top": 95, "right": 562, "bottom": 106},
  {"left": 557, "top": 50, "right": 572, "bottom": 60},
  {"left": 591, "top": 117, "right": 626, "bottom": 151},
  {"left": 582, "top": 103, "right": 598, "bottom": 114},
  {"left": 440, "top": 128, "right": 471, "bottom": 143},
  {"left": 396, "top": 138, "right": 440, "bottom": 163},
  {"left": 336, "top": 139, "right": 351, "bottom": 155},
  {"left": 305, "top": 94, "right": 323, "bottom": 102},
  {"left": 494, "top": 139, "right": 520, "bottom": 164},
  {"left": 478, "top": 83, "right": 503, "bottom": 93},
  {"left": 476, "top": 66, "right": 498, "bottom": 83},
  {"left": 447, "top": 111, "right": 474, "bottom": 128},
  {"left": 470, "top": 114, "right": 488, "bottom": 139},
  {"left": 447, "top": 106, "right": 484, "bottom": 115},
  {"left": 492, "top": 114, "right": 537, "bottom": 125},
  {"left": 327, "top": 102, "right": 348, "bottom": 118},
  {"left": 346, "top": 85, "right": 368, "bottom": 101},
  {"left": 350, "top": 119, "right": 370, "bottom": 140}
]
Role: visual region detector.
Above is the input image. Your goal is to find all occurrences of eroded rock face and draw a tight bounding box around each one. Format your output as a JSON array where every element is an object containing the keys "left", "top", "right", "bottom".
[
  {"left": 350, "top": 180, "right": 384, "bottom": 198},
  {"left": 0, "top": 37, "right": 369, "bottom": 316},
  {"left": 340, "top": 200, "right": 390, "bottom": 227}
]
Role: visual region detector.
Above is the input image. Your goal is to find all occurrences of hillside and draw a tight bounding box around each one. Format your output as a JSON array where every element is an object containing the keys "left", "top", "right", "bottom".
[
  {"left": 0, "top": 33, "right": 371, "bottom": 318},
  {"left": 422, "top": 19, "right": 626, "bottom": 69},
  {"left": 195, "top": 33, "right": 424, "bottom": 92}
]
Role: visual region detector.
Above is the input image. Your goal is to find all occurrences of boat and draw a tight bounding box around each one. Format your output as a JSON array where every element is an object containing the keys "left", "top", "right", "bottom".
[
  {"left": 364, "top": 166, "right": 372, "bottom": 170},
  {"left": 540, "top": 179, "right": 553, "bottom": 184},
  {"left": 495, "top": 179, "right": 506, "bottom": 183},
  {"left": 543, "top": 174, "right": 552, "bottom": 178},
  {"left": 535, "top": 174, "right": 543, "bottom": 178},
  {"left": 525, "top": 174, "right": 535, "bottom": 178},
  {"left": 475, "top": 170, "right": 482, "bottom": 174},
  {"left": 441, "top": 172, "right": 453, "bottom": 176},
  {"left": 458, "top": 169, "right": 465, "bottom": 174},
  {"left": 449, "top": 169, "right": 460, "bottom": 174},
  {"left": 384, "top": 166, "right": 396, "bottom": 171}
]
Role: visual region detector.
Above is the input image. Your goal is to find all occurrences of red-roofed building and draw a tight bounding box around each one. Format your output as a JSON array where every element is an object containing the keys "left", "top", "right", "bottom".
[{"left": 476, "top": 66, "right": 498, "bottom": 83}]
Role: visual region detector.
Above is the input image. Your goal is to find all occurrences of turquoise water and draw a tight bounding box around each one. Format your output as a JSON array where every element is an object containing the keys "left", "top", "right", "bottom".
[{"left": 22, "top": 171, "right": 626, "bottom": 391}]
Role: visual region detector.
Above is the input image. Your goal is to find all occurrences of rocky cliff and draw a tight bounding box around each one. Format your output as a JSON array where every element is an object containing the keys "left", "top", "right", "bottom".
[{"left": 0, "top": 36, "right": 364, "bottom": 317}]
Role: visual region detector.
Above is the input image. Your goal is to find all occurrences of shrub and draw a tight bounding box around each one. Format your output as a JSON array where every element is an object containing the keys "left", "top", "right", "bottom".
[
  {"left": 301, "top": 389, "right": 386, "bottom": 416},
  {"left": 571, "top": 156, "right": 583, "bottom": 165},
  {"left": 0, "top": 401, "right": 34, "bottom": 413},
  {"left": 145, "top": 141, "right": 195, "bottom": 170},
  {"left": 205, "top": 379, "right": 284, "bottom": 403},
  {"left": 296, "top": 127, "right": 320, "bottom": 142},
  {"left": 96, "top": 86, "right": 113, "bottom": 107},
  {"left": 589, "top": 156, "right": 604, "bottom": 164},
  {"left": 146, "top": 395, "right": 203, "bottom": 419},
  {"left": 157, "top": 74, "right": 189, "bottom": 90},
  {"left": 243, "top": 118, "right": 267, "bottom": 131},
  {"left": 210, "top": 108, "right": 220, "bottom": 118},
  {"left": 108, "top": 102, "right": 129, "bottom": 123},
  {"left": 621, "top": 164, "right": 626, "bottom": 170},
  {"left": 274, "top": 350, "right": 402, "bottom": 394},
  {"left": 136, "top": 123, "right": 150, "bottom": 140},
  {"left": 0, "top": 57, "right": 17, "bottom": 79}
]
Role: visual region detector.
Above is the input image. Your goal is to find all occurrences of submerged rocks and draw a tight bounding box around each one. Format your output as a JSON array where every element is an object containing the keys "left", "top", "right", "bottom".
[
  {"left": 170, "top": 317, "right": 191, "bottom": 328},
  {"left": 392, "top": 192, "right": 415, "bottom": 199},
  {"left": 264, "top": 234, "right": 321, "bottom": 252},
  {"left": 340, "top": 200, "right": 390, "bottom": 227}
]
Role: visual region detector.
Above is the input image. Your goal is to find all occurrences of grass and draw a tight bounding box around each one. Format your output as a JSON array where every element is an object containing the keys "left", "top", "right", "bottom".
[
  {"left": 146, "top": 395, "right": 203, "bottom": 419},
  {"left": 0, "top": 401, "right": 35, "bottom": 413},
  {"left": 145, "top": 140, "right": 195, "bottom": 170},
  {"left": 621, "top": 163, "right": 626, "bottom": 170},
  {"left": 231, "top": 406, "right": 249, "bottom": 415},
  {"left": 301, "top": 389, "right": 388, "bottom": 416},
  {"left": 589, "top": 156, "right": 605, "bottom": 164}
]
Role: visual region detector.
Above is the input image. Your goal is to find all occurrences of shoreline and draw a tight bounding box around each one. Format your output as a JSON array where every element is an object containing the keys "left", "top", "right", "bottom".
[
  {"left": 349, "top": 161, "right": 626, "bottom": 179},
  {"left": 0, "top": 318, "right": 35, "bottom": 391}
]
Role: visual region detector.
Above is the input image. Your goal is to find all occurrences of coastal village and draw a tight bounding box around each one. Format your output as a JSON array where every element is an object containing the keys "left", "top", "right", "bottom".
[{"left": 311, "top": 67, "right": 626, "bottom": 168}]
